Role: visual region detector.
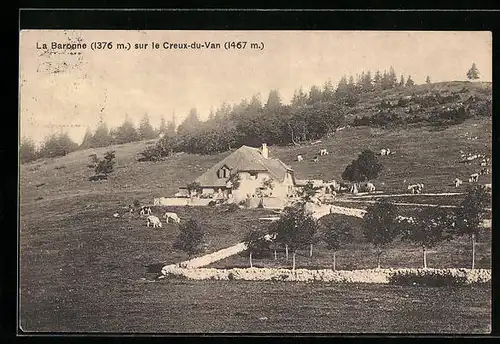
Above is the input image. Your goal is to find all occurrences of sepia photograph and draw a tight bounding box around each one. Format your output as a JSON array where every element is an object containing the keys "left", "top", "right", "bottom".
[{"left": 19, "top": 30, "right": 492, "bottom": 333}]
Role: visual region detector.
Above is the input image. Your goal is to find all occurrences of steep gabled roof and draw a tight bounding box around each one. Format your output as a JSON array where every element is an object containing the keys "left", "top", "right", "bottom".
[{"left": 194, "top": 145, "right": 293, "bottom": 187}]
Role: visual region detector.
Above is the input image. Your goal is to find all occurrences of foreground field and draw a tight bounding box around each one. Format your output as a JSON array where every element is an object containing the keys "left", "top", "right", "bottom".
[
  {"left": 20, "top": 278, "right": 490, "bottom": 333},
  {"left": 19, "top": 191, "right": 492, "bottom": 333}
]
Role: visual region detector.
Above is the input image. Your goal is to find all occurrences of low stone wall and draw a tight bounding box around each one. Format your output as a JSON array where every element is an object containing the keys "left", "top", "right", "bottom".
[
  {"left": 160, "top": 266, "right": 491, "bottom": 284},
  {"left": 153, "top": 198, "right": 212, "bottom": 207},
  {"left": 168, "top": 242, "right": 248, "bottom": 269},
  {"left": 329, "top": 205, "right": 367, "bottom": 218},
  {"left": 305, "top": 203, "right": 367, "bottom": 219}
]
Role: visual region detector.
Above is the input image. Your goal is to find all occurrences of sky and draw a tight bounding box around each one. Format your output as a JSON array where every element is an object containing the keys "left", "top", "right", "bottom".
[{"left": 19, "top": 30, "right": 492, "bottom": 146}]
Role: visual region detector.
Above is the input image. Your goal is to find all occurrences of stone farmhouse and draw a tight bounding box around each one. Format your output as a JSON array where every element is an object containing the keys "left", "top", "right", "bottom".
[{"left": 180, "top": 143, "right": 298, "bottom": 203}]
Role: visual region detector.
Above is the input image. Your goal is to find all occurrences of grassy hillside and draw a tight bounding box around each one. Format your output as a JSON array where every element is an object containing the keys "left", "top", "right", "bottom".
[
  {"left": 19, "top": 81, "right": 492, "bottom": 333},
  {"left": 21, "top": 116, "right": 491, "bottom": 207}
]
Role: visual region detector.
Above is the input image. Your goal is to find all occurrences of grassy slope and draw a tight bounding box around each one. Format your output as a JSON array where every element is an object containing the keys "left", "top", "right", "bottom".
[
  {"left": 19, "top": 81, "right": 492, "bottom": 333},
  {"left": 21, "top": 116, "right": 491, "bottom": 206},
  {"left": 273, "top": 117, "right": 491, "bottom": 194}
]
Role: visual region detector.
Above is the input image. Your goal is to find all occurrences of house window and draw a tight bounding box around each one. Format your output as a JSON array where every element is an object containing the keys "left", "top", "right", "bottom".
[{"left": 218, "top": 166, "right": 229, "bottom": 179}]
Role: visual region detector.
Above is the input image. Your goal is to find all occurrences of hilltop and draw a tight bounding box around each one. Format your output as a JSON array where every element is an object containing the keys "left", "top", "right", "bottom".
[{"left": 346, "top": 80, "right": 491, "bottom": 122}]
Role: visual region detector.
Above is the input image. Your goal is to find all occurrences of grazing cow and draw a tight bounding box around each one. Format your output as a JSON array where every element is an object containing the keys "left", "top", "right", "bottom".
[
  {"left": 480, "top": 167, "right": 490, "bottom": 175},
  {"left": 163, "top": 212, "right": 181, "bottom": 224},
  {"left": 140, "top": 206, "right": 152, "bottom": 216},
  {"left": 386, "top": 148, "right": 391, "bottom": 155},
  {"left": 319, "top": 149, "right": 329, "bottom": 156},
  {"left": 297, "top": 155, "right": 304, "bottom": 162},
  {"left": 380, "top": 149, "right": 387, "bottom": 156},
  {"left": 364, "top": 182, "right": 376, "bottom": 193},
  {"left": 480, "top": 160, "right": 487, "bottom": 167},
  {"left": 349, "top": 184, "right": 358, "bottom": 194},
  {"left": 113, "top": 213, "right": 120, "bottom": 218},
  {"left": 146, "top": 215, "right": 162, "bottom": 228},
  {"left": 484, "top": 183, "right": 492, "bottom": 190},
  {"left": 396, "top": 215, "right": 416, "bottom": 225},
  {"left": 408, "top": 184, "right": 423, "bottom": 194},
  {"left": 454, "top": 178, "right": 463, "bottom": 188},
  {"left": 469, "top": 173, "right": 479, "bottom": 183},
  {"left": 312, "top": 156, "right": 319, "bottom": 163}
]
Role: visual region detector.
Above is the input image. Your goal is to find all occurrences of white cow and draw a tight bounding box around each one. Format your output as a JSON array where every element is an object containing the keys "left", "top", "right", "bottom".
[
  {"left": 454, "top": 178, "right": 463, "bottom": 188},
  {"left": 408, "top": 184, "right": 423, "bottom": 194},
  {"left": 163, "top": 212, "right": 181, "bottom": 224},
  {"left": 146, "top": 215, "right": 162, "bottom": 228},
  {"left": 140, "top": 206, "right": 152, "bottom": 216},
  {"left": 386, "top": 148, "right": 391, "bottom": 155},
  {"left": 297, "top": 155, "right": 304, "bottom": 162},
  {"left": 396, "top": 215, "right": 416, "bottom": 225},
  {"left": 349, "top": 184, "right": 358, "bottom": 194},
  {"left": 365, "top": 182, "right": 376, "bottom": 193},
  {"left": 380, "top": 149, "right": 387, "bottom": 156},
  {"left": 469, "top": 173, "right": 479, "bottom": 183},
  {"left": 319, "top": 149, "right": 329, "bottom": 156},
  {"left": 480, "top": 168, "right": 490, "bottom": 175}
]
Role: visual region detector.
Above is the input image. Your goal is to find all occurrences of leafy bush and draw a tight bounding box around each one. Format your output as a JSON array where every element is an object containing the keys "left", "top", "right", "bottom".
[
  {"left": 370, "top": 111, "right": 403, "bottom": 127},
  {"left": 467, "top": 100, "right": 492, "bottom": 117},
  {"left": 342, "top": 149, "right": 383, "bottom": 184},
  {"left": 38, "top": 133, "right": 78, "bottom": 159},
  {"left": 244, "top": 229, "right": 272, "bottom": 259},
  {"left": 20, "top": 137, "right": 38, "bottom": 164},
  {"left": 88, "top": 151, "right": 116, "bottom": 179},
  {"left": 173, "top": 219, "right": 206, "bottom": 259},
  {"left": 428, "top": 106, "right": 470, "bottom": 126}
]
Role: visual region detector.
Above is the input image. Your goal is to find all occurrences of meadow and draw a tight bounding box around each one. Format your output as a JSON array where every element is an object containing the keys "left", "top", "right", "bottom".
[{"left": 19, "top": 114, "right": 492, "bottom": 333}]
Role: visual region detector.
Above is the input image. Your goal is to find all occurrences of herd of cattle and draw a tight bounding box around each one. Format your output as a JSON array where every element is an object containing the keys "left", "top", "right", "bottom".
[
  {"left": 294, "top": 143, "right": 490, "bottom": 195},
  {"left": 453, "top": 150, "right": 491, "bottom": 187},
  {"left": 296, "top": 147, "right": 396, "bottom": 163},
  {"left": 115, "top": 205, "right": 182, "bottom": 229},
  {"left": 296, "top": 148, "right": 329, "bottom": 163}
]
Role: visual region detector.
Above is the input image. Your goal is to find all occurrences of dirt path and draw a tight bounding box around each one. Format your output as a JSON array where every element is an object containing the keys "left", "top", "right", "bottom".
[
  {"left": 348, "top": 192, "right": 466, "bottom": 199},
  {"left": 334, "top": 198, "right": 492, "bottom": 212}
]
